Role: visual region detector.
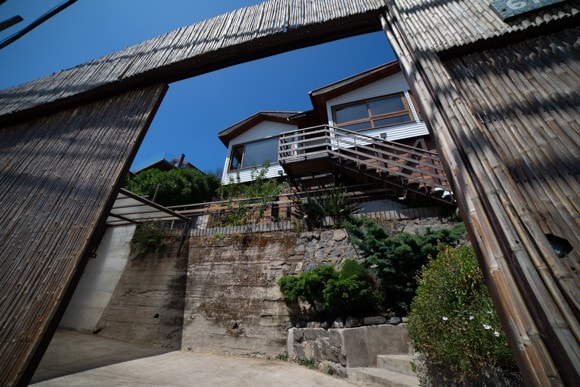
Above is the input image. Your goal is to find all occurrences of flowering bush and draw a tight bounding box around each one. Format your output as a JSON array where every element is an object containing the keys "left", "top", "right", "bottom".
[{"left": 408, "top": 244, "right": 519, "bottom": 383}]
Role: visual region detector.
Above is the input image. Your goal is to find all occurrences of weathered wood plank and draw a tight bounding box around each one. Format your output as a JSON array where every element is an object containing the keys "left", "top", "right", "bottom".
[{"left": 0, "top": 85, "right": 167, "bottom": 386}]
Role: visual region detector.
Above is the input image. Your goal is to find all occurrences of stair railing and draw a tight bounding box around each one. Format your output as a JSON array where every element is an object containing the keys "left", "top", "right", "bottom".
[{"left": 279, "top": 125, "right": 452, "bottom": 197}]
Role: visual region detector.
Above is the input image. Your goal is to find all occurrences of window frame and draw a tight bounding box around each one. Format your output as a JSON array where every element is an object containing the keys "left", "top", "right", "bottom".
[
  {"left": 227, "top": 136, "right": 280, "bottom": 172},
  {"left": 332, "top": 92, "right": 416, "bottom": 132}
]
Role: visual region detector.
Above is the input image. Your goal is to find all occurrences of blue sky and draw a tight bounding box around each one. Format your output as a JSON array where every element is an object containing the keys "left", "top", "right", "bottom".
[{"left": 0, "top": 1, "right": 395, "bottom": 174}]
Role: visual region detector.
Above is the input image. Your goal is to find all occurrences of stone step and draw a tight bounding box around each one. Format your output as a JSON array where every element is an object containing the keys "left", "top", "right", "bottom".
[
  {"left": 377, "top": 354, "right": 416, "bottom": 376},
  {"left": 348, "top": 367, "right": 419, "bottom": 387}
]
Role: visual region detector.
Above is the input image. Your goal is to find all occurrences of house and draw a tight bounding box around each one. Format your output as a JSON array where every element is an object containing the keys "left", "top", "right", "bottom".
[
  {"left": 218, "top": 111, "right": 299, "bottom": 184},
  {"left": 219, "top": 60, "right": 451, "bottom": 204}
]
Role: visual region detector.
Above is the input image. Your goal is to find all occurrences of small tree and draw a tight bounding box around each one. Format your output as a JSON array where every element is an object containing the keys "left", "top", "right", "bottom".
[{"left": 125, "top": 168, "right": 220, "bottom": 206}]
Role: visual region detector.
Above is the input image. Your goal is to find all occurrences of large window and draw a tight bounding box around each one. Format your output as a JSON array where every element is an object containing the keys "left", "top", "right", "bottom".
[
  {"left": 333, "top": 93, "right": 417, "bottom": 131},
  {"left": 228, "top": 137, "right": 279, "bottom": 171}
]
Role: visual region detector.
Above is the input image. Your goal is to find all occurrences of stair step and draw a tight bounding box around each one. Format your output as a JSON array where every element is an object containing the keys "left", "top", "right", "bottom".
[
  {"left": 348, "top": 367, "right": 419, "bottom": 387},
  {"left": 377, "top": 354, "right": 416, "bottom": 376}
]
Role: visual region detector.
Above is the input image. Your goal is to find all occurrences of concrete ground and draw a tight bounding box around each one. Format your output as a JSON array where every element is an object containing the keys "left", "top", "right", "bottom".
[{"left": 31, "top": 330, "right": 356, "bottom": 386}]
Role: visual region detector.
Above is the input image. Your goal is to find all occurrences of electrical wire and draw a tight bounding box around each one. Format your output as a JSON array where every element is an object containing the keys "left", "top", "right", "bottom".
[{"left": 0, "top": 0, "right": 78, "bottom": 50}]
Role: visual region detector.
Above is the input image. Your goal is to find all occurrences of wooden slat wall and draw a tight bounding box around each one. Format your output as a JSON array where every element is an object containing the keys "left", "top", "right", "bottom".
[
  {"left": 0, "top": 85, "right": 167, "bottom": 386},
  {"left": 382, "top": 1, "right": 578, "bottom": 385},
  {"left": 0, "top": 0, "right": 388, "bottom": 123}
]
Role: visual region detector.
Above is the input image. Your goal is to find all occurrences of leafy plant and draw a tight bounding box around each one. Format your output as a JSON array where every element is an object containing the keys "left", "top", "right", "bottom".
[
  {"left": 278, "top": 265, "right": 337, "bottom": 309},
  {"left": 125, "top": 167, "right": 220, "bottom": 206},
  {"left": 216, "top": 163, "right": 286, "bottom": 226},
  {"left": 345, "top": 218, "right": 465, "bottom": 314},
  {"left": 298, "top": 358, "right": 317, "bottom": 369},
  {"left": 408, "top": 244, "right": 518, "bottom": 382},
  {"left": 323, "top": 259, "right": 381, "bottom": 317},
  {"left": 278, "top": 259, "right": 381, "bottom": 319},
  {"left": 292, "top": 185, "right": 359, "bottom": 229}
]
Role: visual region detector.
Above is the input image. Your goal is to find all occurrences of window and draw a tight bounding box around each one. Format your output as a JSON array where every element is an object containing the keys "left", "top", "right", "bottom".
[
  {"left": 228, "top": 137, "right": 279, "bottom": 171},
  {"left": 333, "top": 93, "right": 416, "bottom": 131}
]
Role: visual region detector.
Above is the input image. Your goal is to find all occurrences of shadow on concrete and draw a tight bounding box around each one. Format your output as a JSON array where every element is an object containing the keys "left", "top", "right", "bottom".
[{"left": 30, "top": 329, "right": 172, "bottom": 384}]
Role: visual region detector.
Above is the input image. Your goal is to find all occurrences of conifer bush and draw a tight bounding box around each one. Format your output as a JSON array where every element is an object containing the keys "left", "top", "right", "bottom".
[
  {"left": 278, "top": 259, "right": 381, "bottom": 319},
  {"left": 345, "top": 218, "right": 465, "bottom": 314},
  {"left": 408, "top": 244, "right": 519, "bottom": 383}
]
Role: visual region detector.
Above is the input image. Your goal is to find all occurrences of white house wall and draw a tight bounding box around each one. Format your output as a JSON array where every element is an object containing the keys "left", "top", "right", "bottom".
[
  {"left": 326, "top": 72, "right": 428, "bottom": 141},
  {"left": 222, "top": 120, "right": 297, "bottom": 184}
]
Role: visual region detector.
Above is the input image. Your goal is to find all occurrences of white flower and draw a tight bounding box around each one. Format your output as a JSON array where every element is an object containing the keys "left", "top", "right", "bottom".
[
  {"left": 469, "top": 316, "right": 475, "bottom": 321},
  {"left": 482, "top": 324, "right": 492, "bottom": 330},
  {"left": 493, "top": 331, "right": 500, "bottom": 337},
  {"left": 442, "top": 316, "right": 448, "bottom": 321}
]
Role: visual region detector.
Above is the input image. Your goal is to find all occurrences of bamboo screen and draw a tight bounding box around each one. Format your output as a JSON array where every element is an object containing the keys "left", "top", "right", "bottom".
[
  {"left": 382, "top": 1, "right": 578, "bottom": 384},
  {"left": 0, "top": 85, "right": 167, "bottom": 386},
  {"left": 0, "top": 0, "right": 388, "bottom": 124}
]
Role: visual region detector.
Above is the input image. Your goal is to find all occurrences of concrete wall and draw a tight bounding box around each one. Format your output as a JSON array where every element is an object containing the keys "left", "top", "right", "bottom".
[
  {"left": 182, "top": 229, "right": 356, "bottom": 356},
  {"left": 95, "top": 233, "right": 188, "bottom": 349},
  {"left": 60, "top": 224, "right": 136, "bottom": 332},
  {"left": 66, "top": 217, "right": 458, "bottom": 354}
]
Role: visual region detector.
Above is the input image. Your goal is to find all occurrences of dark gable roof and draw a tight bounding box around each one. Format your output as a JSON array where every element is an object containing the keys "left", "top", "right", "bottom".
[{"left": 217, "top": 111, "right": 300, "bottom": 147}]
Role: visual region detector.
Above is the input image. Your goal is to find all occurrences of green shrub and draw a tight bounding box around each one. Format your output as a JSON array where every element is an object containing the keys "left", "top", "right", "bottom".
[
  {"left": 408, "top": 244, "right": 518, "bottom": 382},
  {"left": 217, "top": 163, "right": 286, "bottom": 226},
  {"left": 345, "top": 218, "right": 465, "bottom": 314},
  {"left": 125, "top": 167, "right": 219, "bottom": 206},
  {"left": 278, "top": 265, "right": 337, "bottom": 308},
  {"left": 278, "top": 259, "right": 381, "bottom": 319}
]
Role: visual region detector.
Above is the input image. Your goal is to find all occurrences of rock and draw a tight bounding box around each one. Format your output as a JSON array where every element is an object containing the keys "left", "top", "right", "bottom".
[
  {"left": 345, "top": 316, "right": 361, "bottom": 328},
  {"left": 329, "top": 330, "right": 342, "bottom": 347},
  {"left": 289, "top": 328, "right": 303, "bottom": 342},
  {"left": 332, "top": 229, "right": 347, "bottom": 242},
  {"left": 283, "top": 321, "right": 294, "bottom": 332},
  {"left": 296, "top": 321, "right": 308, "bottom": 328},
  {"left": 332, "top": 318, "right": 344, "bottom": 329},
  {"left": 303, "top": 262, "right": 316, "bottom": 272},
  {"left": 387, "top": 316, "right": 402, "bottom": 325},
  {"left": 363, "top": 316, "right": 387, "bottom": 326},
  {"left": 303, "top": 328, "right": 328, "bottom": 341},
  {"left": 319, "top": 339, "right": 340, "bottom": 363},
  {"left": 292, "top": 343, "right": 306, "bottom": 361},
  {"left": 318, "top": 361, "right": 347, "bottom": 378},
  {"left": 402, "top": 316, "right": 409, "bottom": 323}
]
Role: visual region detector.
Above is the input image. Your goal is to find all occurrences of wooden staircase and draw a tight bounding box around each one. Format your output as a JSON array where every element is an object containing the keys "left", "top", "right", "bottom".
[{"left": 279, "top": 125, "right": 453, "bottom": 204}]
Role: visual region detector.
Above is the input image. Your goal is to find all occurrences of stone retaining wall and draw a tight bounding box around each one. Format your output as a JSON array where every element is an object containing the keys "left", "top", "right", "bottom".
[
  {"left": 288, "top": 323, "right": 412, "bottom": 376},
  {"left": 181, "top": 229, "right": 356, "bottom": 356}
]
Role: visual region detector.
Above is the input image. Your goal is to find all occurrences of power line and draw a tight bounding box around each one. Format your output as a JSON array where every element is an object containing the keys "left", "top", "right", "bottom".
[{"left": 0, "top": 0, "right": 78, "bottom": 50}]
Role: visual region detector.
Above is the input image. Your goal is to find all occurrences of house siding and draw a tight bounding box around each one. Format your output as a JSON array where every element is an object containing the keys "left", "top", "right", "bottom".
[
  {"left": 222, "top": 120, "right": 297, "bottom": 184},
  {"left": 326, "top": 72, "right": 428, "bottom": 141}
]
